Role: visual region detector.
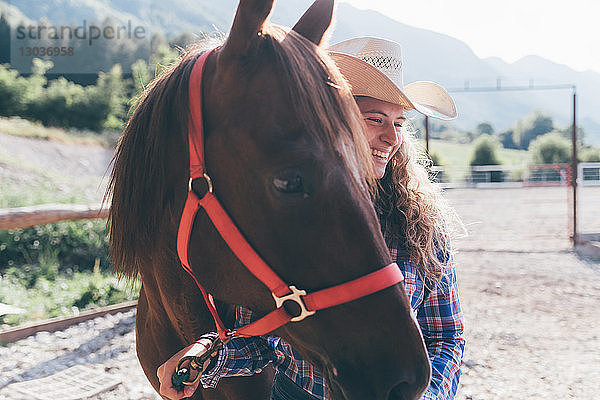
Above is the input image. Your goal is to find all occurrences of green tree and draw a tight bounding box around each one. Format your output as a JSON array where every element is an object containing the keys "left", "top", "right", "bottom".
[
  {"left": 470, "top": 135, "right": 501, "bottom": 166},
  {"left": 0, "top": 14, "right": 10, "bottom": 64},
  {"left": 515, "top": 110, "right": 554, "bottom": 150},
  {"left": 556, "top": 125, "right": 586, "bottom": 147},
  {"left": 529, "top": 132, "right": 571, "bottom": 164},
  {"left": 476, "top": 122, "right": 494, "bottom": 135},
  {"left": 498, "top": 129, "right": 518, "bottom": 149},
  {"left": 131, "top": 59, "right": 152, "bottom": 94},
  {"left": 93, "top": 64, "right": 128, "bottom": 130}
]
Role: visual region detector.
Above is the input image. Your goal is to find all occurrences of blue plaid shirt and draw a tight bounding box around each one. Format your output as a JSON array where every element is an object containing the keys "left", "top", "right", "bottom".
[{"left": 200, "top": 235, "right": 465, "bottom": 399}]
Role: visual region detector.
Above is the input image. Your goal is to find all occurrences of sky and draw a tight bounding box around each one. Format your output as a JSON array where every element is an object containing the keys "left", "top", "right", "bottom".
[{"left": 341, "top": 0, "right": 600, "bottom": 74}]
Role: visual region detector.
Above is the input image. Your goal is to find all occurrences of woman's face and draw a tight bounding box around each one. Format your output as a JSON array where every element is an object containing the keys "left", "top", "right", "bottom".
[{"left": 356, "top": 96, "right": 406, "bottom": 179}]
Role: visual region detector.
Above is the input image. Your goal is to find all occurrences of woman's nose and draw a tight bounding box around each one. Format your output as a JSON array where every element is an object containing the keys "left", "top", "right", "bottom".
[{"left": 380, "top": 124, "right": 400, "bottom": 146}]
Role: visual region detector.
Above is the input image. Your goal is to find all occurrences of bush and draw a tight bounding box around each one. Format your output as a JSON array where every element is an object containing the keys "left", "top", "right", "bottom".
[
  {"left": 25, "top": 64, "right": 127, "bottom": 131},
  {"left": 580, "top": 147, "right": 600, "bottom": 162},
  {"left": 470, "top": 135, "right": 501, "bottom": 166},
  {"left": 529, "top": 132, "right": 571, "bottom": 164},
  {"left": 0, "top": 220, "right": 109, "bottom": 275},
  {"left": 26, "top": 77, "right": 86, "bottom": 127},
  {"left": 0, "top": 65, "right": 31, "bottom": 116},
  {"left": 0, "top": 60, "right": 129, "bottom": 132},
  {"left": 428, "top": 151, "right": 444, "bottom": 166}
]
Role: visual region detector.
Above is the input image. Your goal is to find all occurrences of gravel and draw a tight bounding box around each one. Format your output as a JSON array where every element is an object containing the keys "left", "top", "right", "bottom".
[{"left": 0, "top": 310, "right": 159, "bottom": 400}]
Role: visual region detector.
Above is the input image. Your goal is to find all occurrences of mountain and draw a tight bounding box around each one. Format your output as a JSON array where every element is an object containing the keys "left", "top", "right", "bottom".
[{"left": 2, "top": 0, "right": 599, "bottom": 145}]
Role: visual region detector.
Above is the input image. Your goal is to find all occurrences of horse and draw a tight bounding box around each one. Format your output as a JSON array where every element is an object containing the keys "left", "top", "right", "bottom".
[{"left": 107, "top": 0, "right": 430, "bottom": 399}]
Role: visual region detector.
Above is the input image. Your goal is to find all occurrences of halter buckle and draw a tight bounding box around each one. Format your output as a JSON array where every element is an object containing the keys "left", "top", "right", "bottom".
[{"left": 272, "top": 286, "right": 315, "bottom": 322}]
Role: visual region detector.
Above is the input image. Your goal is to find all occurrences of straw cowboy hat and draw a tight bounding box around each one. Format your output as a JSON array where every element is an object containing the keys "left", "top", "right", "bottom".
[{"left": 329, "top": 37, "right": 457, "bottom": 120}]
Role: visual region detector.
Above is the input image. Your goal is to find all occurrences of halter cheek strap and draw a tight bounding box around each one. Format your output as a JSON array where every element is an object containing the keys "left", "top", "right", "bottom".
[{"left": 177, "top": 49, "right": 404, "bottom": 340}]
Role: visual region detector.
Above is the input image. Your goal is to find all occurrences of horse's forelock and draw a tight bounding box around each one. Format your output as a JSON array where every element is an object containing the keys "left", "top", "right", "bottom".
[{"left": 268, "top": 26, "right": 376, "bottom": 193}]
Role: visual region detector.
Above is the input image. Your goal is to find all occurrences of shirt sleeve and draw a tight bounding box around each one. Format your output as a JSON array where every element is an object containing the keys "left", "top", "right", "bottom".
[
  {"left": 199, "top": 306, "right": 276, "bottom": 388},
  {"left": 418, "top": 262, "right": 465, "bottom": 400}
]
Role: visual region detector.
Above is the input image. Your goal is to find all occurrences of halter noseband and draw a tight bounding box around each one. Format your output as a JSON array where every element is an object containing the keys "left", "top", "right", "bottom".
[{"left": 176, "top": 49, "right": 404, "bottom": 340}]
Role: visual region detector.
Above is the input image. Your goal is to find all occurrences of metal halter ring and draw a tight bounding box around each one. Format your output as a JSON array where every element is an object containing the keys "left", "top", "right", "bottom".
[
  {"left": 272, "top": 286, "right": 316, "bottom": 322},
  {"left": 188, "top": 173, "right": 214, "bottom": 195}
]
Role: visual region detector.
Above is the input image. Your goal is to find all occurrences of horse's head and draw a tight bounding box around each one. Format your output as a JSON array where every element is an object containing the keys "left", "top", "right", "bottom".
[{"left": 110, "top": 1, "right": 430, "bottom": 398}]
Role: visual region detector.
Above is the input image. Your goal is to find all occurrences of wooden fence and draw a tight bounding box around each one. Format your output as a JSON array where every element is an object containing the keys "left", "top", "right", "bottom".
[
  {"left": 0, "top": 203, "right": 138, "bottom": 343},
  {"left": 0, "top": 203, "right": 108, "bottom": 230}
]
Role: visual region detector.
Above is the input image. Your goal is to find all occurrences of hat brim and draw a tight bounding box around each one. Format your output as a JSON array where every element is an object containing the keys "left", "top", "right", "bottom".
[{"left": 329, "top": 52, "right": 457, "bottom": 120}]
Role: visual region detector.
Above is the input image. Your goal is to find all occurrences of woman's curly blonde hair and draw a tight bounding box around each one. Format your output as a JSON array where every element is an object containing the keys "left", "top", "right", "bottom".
[{"left": 374, "top": 122, "right": 463, "bottom": 286}]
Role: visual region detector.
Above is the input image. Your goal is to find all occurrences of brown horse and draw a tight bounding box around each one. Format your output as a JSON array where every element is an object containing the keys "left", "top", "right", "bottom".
[{"left": 107, "top": 0, "right": 430, "bottom": 399}]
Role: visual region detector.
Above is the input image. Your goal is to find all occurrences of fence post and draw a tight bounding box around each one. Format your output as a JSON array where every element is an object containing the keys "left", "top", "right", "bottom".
[{"left": 571, "top": 88, "right": 578, "bottom": 243}]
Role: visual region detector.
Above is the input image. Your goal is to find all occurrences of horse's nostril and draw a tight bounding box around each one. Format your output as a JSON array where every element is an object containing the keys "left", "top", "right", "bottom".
[
  {"left": 389, "top": 382, "right": 409, "bottom": 400},
  {"left": 388, "top": 377, "right": 428, "bottom": 400}
]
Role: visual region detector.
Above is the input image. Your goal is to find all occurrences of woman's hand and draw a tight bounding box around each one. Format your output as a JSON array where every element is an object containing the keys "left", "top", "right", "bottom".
[{"left": 157, "top": 338, "right": 213, "bottom": 399}]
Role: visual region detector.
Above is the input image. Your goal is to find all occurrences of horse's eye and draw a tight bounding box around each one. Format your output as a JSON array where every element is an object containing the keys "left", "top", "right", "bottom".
[{"left": 273, "top": 175, "right": 304, "bottom": 194}]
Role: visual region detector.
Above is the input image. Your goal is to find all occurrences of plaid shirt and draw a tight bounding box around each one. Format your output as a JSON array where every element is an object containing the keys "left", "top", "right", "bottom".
[{"left": 200, "top": 233, "right": 464, "bottom": 400}]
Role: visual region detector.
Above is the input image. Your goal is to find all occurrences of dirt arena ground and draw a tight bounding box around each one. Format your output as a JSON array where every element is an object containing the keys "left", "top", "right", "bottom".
[{"left": 446, "top": 186, "right": 600, "bottom": 399}]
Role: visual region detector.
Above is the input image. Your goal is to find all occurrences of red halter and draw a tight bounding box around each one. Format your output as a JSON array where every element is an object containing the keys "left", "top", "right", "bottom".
[{"left": 177, "top": 49, "right": 405, "bottom": 340}]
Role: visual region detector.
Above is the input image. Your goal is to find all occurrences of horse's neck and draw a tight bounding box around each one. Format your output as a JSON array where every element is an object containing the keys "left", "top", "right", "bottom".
[{"left": 138, "top": 260, "right": 219, "bottom": 344}]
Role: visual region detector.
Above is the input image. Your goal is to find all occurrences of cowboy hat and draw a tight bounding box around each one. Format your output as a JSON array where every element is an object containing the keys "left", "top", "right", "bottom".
[{"left": 329, "top": 37, "right": 457, "bottom": 120}]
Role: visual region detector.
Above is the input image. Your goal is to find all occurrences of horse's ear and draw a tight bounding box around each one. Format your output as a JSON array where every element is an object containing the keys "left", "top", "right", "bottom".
[
  {"left": 219, "top": 0, "right": 275, "bottom": 60},
  {"left": 291, "top": 0, "right": 335, "bottom": 46}
]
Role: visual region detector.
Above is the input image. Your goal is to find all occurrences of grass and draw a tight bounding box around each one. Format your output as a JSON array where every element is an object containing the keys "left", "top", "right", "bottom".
[
  {"left": 0, "top": 218, "right": 133, "bottom": 328},
  {"left": 418, "top": 139, "right": 531, "bottom": 183},
  {"left": 0, "top": 265, "right": 140, "bottom": 327},
  {"left": 0, "top": 116, "right": 120, "bottom": 147},
  {"left": 425, "top": 139, "right": 530, "bottom": 167}
]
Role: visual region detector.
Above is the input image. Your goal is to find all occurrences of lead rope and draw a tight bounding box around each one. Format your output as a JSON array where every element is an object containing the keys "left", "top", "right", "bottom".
[{"left": 171, "top": 335, "right": 231, "bottom": 393}]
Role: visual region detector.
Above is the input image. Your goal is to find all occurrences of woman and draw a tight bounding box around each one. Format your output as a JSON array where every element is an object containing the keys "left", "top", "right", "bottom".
[{"left": 157, "top": 37, "right": 464, "bottom": 400}]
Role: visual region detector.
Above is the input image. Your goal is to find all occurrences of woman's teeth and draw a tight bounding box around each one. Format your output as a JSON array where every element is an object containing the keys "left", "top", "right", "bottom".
[{"left": 372, "top": 149, "right": 388, "bottom": 160}]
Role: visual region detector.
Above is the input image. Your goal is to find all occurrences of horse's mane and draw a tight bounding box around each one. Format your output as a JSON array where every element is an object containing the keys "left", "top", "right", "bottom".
[
  {"left": 107, "top": 48, "right": 199, "bottom": 278},
  {"left": 107, "top": 28, "right": 373, "bottom": 278}
]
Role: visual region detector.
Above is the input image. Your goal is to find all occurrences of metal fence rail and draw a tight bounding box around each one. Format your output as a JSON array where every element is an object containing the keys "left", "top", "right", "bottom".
[
  {"left": 430, "top": 163, "right": 572, "bottom": 188},
  {"left": 578, "top": 162, "right": 600, "bottom": 186}
]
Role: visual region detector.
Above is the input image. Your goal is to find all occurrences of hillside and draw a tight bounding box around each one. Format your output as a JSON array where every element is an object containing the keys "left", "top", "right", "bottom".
[{"left": 1, "top": 0, "right": 599, "bottom": 144}]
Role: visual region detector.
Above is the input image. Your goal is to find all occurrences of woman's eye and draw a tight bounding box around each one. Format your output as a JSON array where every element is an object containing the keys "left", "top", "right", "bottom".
[
  {"left": 273, "top": 175, "right": 304, "bottom": 194},
  {"left": 365, "top": 117, "right": 382, "bottom": 124}
]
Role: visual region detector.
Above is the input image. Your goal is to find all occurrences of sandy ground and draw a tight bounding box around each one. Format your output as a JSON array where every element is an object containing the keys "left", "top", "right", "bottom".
[{"left": 445, "top": 187, "right": 600, "bottom": 400}]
